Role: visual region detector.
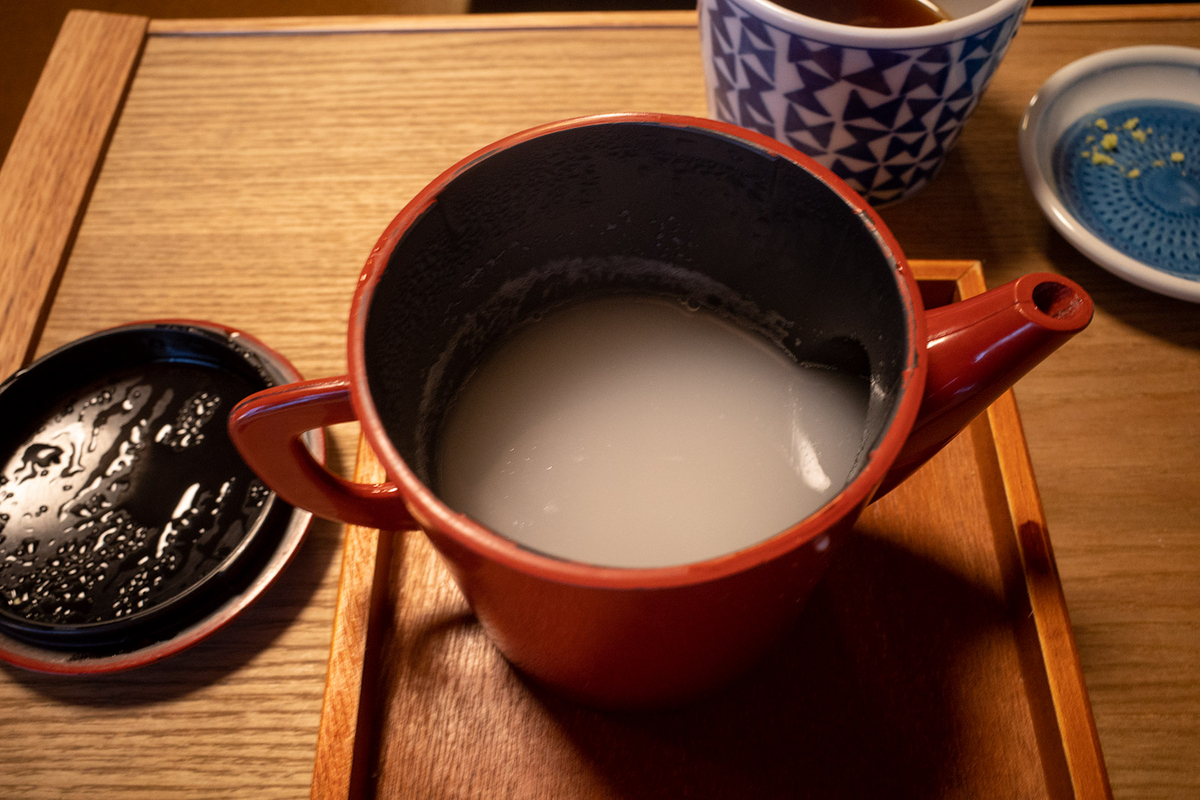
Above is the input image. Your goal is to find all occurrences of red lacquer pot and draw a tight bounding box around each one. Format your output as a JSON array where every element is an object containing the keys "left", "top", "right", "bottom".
[{"left": 228, "top": 113, "right": 1091, "bottom": 708}]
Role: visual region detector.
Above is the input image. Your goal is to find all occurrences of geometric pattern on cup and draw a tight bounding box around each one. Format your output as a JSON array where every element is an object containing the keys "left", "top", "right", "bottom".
[{"left": 702, "top": 0, "right": 1023, "bottom": 204}]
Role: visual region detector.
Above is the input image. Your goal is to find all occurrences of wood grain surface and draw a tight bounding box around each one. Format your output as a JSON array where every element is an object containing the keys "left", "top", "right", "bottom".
[
  {"left": 0, "top": 10, "right": 147, "bottom": 379},
  {"left": 310, "top": 450, "right": 396, "bottom": 800},
  {"left": 0, "top": 6, "right": 1197, "bottom": 798},
  {"left": 873, "top": 14, "right": 1200, "bottom": 798}
]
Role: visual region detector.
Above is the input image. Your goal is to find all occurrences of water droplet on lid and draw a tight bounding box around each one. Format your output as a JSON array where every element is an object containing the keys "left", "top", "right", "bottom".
[{"left": 0, "top": 359, "right": 274, "bottom": 630}]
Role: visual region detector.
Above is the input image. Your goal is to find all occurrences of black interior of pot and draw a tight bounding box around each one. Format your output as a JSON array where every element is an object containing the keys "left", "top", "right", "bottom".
[
  {"left": 362, "top": 120, "right": 913, "bottom": 486},
  {"left": 0, "top": 324, "right": 294, "bottom": 649}
]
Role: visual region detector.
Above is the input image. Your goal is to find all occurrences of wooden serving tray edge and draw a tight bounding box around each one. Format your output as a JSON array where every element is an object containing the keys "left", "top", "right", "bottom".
[{"left": 308, "top": 259, "right": 1111, "bottom": 800}]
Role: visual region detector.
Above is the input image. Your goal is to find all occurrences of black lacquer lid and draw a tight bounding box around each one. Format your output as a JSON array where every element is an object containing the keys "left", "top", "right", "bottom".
[{"left": 0, "top": 321, "right": 318, "bottom": 673}]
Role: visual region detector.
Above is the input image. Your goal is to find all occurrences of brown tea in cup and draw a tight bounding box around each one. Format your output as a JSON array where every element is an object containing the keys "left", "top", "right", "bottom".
[{"left": 771, "top": 0, "right": 950, "bottom": 27}]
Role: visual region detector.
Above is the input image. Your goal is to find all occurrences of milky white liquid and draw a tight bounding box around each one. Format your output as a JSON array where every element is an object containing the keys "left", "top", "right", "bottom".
[{"left": 436, "top": 296, "right": 869, "bottom": 568}]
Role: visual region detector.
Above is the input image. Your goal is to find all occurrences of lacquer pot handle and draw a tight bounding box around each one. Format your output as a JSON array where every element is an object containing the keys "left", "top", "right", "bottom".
[{"left": 228, "top": 376, "right": 415, "bottom": 530}]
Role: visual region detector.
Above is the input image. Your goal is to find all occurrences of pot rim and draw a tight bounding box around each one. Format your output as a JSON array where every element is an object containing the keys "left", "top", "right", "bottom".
[{"left": 347, "top": 112, "right": 927, "bottom": 589}]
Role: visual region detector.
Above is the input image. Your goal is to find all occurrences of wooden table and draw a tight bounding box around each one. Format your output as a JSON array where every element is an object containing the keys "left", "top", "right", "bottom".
[{"left": 0, "top": 5, "right": 1196, "bottom": 798}]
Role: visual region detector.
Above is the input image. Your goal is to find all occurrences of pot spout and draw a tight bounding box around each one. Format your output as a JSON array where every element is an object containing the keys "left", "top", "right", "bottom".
[{"left": 878, "top": 272, "right": 1093, "bottom": 495}]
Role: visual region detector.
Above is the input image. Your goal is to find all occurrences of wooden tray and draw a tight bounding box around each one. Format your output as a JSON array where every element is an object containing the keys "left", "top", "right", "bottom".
[{"left": 309, "top": 260, "right": 1111, "bottom": 800}]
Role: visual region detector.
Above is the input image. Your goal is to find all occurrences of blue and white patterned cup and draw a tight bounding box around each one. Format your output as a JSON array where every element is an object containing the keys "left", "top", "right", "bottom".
[{"left": 700, "top": 0, "right": 1030, "bottom": 204}]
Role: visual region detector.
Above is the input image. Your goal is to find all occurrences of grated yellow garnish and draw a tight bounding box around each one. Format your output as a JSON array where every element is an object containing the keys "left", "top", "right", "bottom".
[
  {"left": 1152, "top": 159, "right": 1166, "bottom": 167},
  {"left": 1171, "top": 151, "right": 1186, "bottom": 162},
  {"left": 1095, "top": 118, "right": 1109, "bottom": 130},
  {"left": 1101, "top": 133, "right": 1119, "bottom": 151},
  {"left": 1092, "top": 151, "right": 1115, "bottom": 165},
  {"left": 1085, "top": 135, "right": 1095, "bottom": 143},
  {"left": 1123, "top": 118, "right": 1139, "bottom": 130},
  {"left": 1131, "top": 129, "right": 1147, "bottom": 143},
  {"left": 1127, "top": 168, "right": 1140, "bottom": 178},
  {"left": 1081, "top": 150, "right": 1092, "bottom": 158}
]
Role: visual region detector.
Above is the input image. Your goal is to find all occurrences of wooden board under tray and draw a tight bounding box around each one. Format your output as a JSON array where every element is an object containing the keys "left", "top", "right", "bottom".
[{"left": 309, "top": 260, "right": 1111, "bottom": 800}]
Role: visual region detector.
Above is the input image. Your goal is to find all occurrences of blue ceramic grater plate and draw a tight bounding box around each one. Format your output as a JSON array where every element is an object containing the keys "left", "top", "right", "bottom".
[{"left": 1020, "top": 46, "right": 1200, "bottom": 302}]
